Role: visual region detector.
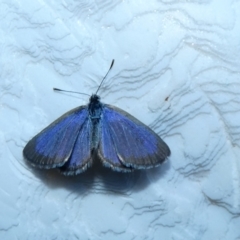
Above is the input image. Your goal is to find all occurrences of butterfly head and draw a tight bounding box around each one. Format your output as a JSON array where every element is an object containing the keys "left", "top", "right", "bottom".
[{"left": 89, "top": 94, "right": 100, "bottom": 104}]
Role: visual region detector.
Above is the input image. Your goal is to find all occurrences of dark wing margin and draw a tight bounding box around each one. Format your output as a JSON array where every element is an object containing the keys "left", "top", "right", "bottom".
[
  {"left": 23, "top": 106, "right": 91, "bottom": 170},
  {"left": 98, "top": 104, "right": 170, "bottom": 171}
]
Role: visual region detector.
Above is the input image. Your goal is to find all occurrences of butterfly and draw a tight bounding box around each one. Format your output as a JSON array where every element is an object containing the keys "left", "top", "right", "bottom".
[{"left": 23, "top": 60, "right": 170, "bottom": 175}]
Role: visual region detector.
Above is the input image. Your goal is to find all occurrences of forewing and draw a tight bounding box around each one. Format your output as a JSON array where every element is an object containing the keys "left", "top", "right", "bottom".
[
  {"left": 23, "top": 106, "right": 89, "bottom": 169},
  {"left": 98, "top": 104, "right": 170, "bottom": 170}
]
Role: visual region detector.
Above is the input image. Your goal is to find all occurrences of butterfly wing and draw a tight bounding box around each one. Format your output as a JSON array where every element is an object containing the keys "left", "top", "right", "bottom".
[
  {"left": 59, "top": 118, "right": 93, "bottom": 175},
  {"left": 98, "top": 104, "right": 170, "bottom": 171},
  {"left": 23, "top": 106, "right": 91, "bottom": 170}
]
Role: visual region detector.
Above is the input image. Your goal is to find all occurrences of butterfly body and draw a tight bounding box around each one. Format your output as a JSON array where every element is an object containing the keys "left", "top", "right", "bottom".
[
  {"left": 23, "top": 94, "right": 170, "bottom": 175},
  {"left": 86, "top": 94, "right": 100, "bottom": 149}
]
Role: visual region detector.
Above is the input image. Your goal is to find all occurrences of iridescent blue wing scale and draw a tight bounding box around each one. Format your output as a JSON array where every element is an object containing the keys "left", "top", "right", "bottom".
[
  {"left": 98, "top": 104, "right": 170, "bottom": 171},
  {"left": 23, "top": 106, "right": 91, "bottom": 171}
]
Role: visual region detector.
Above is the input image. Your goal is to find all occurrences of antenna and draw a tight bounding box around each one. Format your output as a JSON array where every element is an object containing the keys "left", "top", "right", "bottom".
[
  {"left": 53, "top": 88, "right": 91, "bottom": 97},
  {"left": 53, "top": 59, "right": 114, "bottom": 97},
  {"left": 95, "top": 59, "right": 114, "bottom": 95}
]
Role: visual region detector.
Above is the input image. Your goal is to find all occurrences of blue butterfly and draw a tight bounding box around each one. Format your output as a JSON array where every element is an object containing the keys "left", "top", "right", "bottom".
[{"left": 23, "top": 60, "right": 170, "bottom": 175}]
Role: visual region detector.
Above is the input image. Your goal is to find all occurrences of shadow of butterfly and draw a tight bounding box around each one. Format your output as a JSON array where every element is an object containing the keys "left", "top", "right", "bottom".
[{"left": 23, "top": 60, "right": 170, "bottom": 175}]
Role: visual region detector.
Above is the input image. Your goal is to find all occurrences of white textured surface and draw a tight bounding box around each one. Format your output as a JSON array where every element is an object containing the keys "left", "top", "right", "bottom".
[{"left": 0, "top": 0, "right": 240, "bottom": 239}]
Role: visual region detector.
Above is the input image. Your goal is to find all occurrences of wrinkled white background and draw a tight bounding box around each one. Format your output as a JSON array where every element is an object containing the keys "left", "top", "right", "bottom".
[{"left": 0, "top": 0, "right": 240, "bottom": 239}]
